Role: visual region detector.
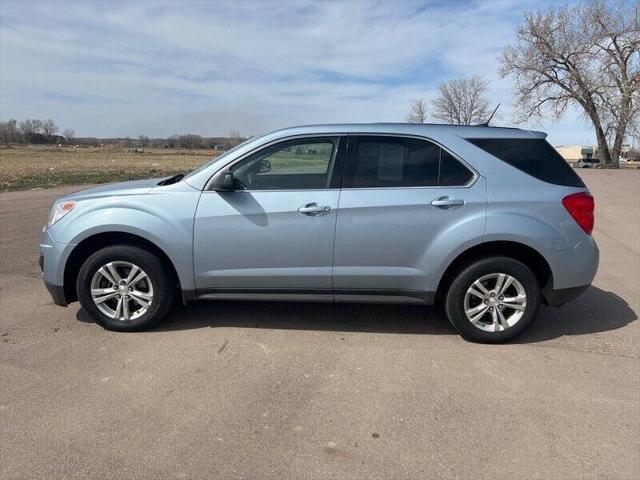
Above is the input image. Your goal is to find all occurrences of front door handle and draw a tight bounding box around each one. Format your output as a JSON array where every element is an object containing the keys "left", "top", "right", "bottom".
[
  {"left": 297, "top": 202, "right": 331, "bottom": 216},
  {"left": 431, "top": 196, "right": 465, "bottom": 209}
]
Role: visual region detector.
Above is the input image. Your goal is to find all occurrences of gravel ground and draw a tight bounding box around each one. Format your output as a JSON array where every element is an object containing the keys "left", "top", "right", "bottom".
[{"left": 0, "top": 170, "right": 638, "bottom": 479}]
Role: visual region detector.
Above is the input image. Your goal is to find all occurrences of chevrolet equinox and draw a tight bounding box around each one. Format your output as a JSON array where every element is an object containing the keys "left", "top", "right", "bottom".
[{"left": 40, "top": 124, "right": 598, "bottom": 342}]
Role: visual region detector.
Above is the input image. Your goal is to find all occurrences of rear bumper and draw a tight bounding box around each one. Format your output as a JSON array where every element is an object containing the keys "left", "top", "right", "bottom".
[
  {"left": 545, "top": 284, "right": 590, "bottom": 307},
  {"left": 543, "top": 236, "right": 599, "bottom": 290},
  {"left": 541, "top": 234, "right": 597, "bottom": 307}
]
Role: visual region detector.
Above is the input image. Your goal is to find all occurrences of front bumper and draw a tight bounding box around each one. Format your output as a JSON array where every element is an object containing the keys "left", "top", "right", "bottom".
[
  {"left": 40, "top": 252, "right": 68, "bottom": 306},
  {"left": 43, "top": 277, "right": 68, "bottom": 307},
  {"left": 40, "top": 227, "right": 74, "bottom": 307}
]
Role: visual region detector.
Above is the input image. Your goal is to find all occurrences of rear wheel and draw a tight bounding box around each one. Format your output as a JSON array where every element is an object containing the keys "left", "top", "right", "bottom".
[
  {"left": 77, "top": 245, "right": 175, "bottom": 331},
  {"left": 445, "top": 257, "right": 541, "bottom": 343}
]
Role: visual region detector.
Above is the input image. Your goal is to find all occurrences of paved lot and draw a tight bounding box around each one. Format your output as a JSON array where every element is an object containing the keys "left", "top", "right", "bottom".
[{"left": 1, "top": 170, "right": 638, "bottom": 479}]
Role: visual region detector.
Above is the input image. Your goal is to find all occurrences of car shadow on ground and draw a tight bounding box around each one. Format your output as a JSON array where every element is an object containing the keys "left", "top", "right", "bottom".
[
  {"left": 156, "top": 301, "right": 457, "bottom": 336},
  {"left": 111, "top": 285, "right": 635, "bottom": 342},
  {"left": 75, "top": 286, "right": 636, "bottom": 341},
  {"left": 515, "top": 286, "right": 637, "bottom": 343}
]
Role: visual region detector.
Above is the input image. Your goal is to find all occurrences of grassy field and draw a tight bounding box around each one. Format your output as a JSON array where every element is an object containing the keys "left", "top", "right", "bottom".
[
  {"left": 0, "top": 145, "right": 221, "bottom": 191},
  {"left": 2, "top": 143, "right": 638, "bottom": 192}
]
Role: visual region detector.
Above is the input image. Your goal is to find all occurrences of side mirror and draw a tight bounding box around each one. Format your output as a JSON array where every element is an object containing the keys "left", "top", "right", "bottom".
[
  {"left": 212, "top": 171, "right": 235, "bottom": 191},
  {"left": 257, "top": 159, "right": 271, "bottom": 173}
]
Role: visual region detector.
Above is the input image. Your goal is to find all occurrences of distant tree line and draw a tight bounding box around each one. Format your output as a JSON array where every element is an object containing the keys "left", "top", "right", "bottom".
[
  {"left": 164, "top": 131, "right": 243, "bottom": 149},
  {"left": 0, "top": 118, "right": 246, "bottom": 150},
  {"left": 122, "top": 132, "right": 245, "bottom": 149},
  {"left": 0, "top": 118, "right": 74, "bottom": 144}
]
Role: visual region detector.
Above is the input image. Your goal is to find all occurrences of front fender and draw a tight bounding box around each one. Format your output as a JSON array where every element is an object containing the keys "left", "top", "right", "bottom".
[{"left": 47, "top": 191, "right": 200, "bottom": 290}]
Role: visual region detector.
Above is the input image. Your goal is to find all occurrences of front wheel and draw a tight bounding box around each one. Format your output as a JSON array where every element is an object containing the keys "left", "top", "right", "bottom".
[
  {"left": 76, "top": 245, "right": 175, "bottom": 331},
  {"left": 445, "top": 257, "right": 541, "bottom": 343}
]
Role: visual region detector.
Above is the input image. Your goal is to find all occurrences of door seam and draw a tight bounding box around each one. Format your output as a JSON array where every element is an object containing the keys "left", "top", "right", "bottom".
[{"left": 330, "top": 188, "right": 342, "bottom": 302}]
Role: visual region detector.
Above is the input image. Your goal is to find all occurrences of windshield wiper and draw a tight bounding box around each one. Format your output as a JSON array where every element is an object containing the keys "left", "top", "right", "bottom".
[{"left": 157, "top": 173, "right": 185, "bottom": 186}]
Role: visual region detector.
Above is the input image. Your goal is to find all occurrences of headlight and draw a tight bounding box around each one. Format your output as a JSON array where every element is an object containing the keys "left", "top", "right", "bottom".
[{"left": 47, "top": 200, "right": 76, "bottom": 228}]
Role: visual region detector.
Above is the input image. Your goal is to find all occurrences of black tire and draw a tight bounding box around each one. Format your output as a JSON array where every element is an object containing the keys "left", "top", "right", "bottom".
[
  {"left": 76, "top": 245, "right": 176, "bottom": 331},
  {"left": 444, "top": 257, "right": 541, "bottom": 343}
]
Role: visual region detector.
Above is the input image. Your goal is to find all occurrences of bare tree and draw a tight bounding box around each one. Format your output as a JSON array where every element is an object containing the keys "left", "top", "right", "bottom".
[
  {"left": 224, "top": 129, "right": 244, "bottom": 148},
  {"left": 32, "top": 119, "right": 44, "bottom": 134},
  {"left": 138, "top": 135, "right": 150, "bottom": 147},
  {"left": 625, "top": 96, "right": 640, "bottom": 146},
  {"left": 177, "top": 134, "right": 203, "bottom": 149},
  {"left": 63, "top": 129, "right": 75, "bottom": 143},
  {"left": 18, "top": 119, "right": 40, "bottom": 142},
  {"left": 432, "top": 76, "right": 492, "bottom": 125},
  {"left": 501, "top": 0, "right": 639, "bottom": 166},
  {"left": 41, "top": 119, "right": 58, "bottom": 136},
  {"left": 406, "top": 99, "right": 427, "bottom": 123},
  {"left": 19, "top": 119, "right": 37, "bottom": 137},
  {"left": 0, "top": 119, "right": 20, "bottom": 143}
]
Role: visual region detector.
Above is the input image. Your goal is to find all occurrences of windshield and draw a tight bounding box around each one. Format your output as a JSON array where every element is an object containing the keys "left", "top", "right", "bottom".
[{"left": 183, "top": 136, "right": 260, "bottom": 180}]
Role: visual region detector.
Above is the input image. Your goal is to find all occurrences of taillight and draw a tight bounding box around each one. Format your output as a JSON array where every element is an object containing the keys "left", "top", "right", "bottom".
[{"left": 562, "top": 192, "right": 594, "bottom": 235}]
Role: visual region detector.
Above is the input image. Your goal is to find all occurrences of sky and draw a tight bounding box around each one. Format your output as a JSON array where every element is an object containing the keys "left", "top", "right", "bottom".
[{"left": 0, "top": 0, "right": 599, "bottom": 145}]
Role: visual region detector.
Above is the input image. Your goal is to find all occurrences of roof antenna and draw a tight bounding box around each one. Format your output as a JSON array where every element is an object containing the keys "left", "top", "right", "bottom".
[{"left": 478, "top": 103, "right": 500, "bottom": 127}]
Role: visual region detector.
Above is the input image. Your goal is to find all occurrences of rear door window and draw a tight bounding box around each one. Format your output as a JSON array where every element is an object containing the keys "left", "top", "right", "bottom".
[
  {"left": 468, "top": 138, "right": 584, "bottom": 187},
  {"left": 345, "top": 136, "right": 473, "bottom": 188}
]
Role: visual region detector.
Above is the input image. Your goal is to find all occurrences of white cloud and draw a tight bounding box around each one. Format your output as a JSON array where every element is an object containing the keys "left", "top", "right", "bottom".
[{"left": 0, "top": 0, "right": 593, "bottom": 144}]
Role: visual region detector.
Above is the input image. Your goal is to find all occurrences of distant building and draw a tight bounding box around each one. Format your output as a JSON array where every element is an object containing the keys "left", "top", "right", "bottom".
[
  {"left": 621, "top": 144, "right": 631, "bottom": 158},
  {"left": 555, "top": 145, "right": 595, "bottom": 162},
  {"left": 556, "top": 143, "right": 633, "bottom": 163}
]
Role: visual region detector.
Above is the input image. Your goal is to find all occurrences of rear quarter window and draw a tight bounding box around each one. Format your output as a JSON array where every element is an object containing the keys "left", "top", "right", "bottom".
[
  {"left": 468, "top": 138, "right": 585, "bottom": 188},
  {"left": 440, "top": 150, "right": 473, "bottom": 186}
]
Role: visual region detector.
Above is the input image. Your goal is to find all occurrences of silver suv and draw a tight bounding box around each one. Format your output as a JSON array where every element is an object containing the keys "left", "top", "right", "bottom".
[{"left": 41, "top": 124, "right": 598, "bottom": 342}]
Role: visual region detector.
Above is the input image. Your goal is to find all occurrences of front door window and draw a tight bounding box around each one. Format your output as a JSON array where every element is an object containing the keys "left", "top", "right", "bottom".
[{"left": 232, "top": 137, "right": 338, "bottom": 190}]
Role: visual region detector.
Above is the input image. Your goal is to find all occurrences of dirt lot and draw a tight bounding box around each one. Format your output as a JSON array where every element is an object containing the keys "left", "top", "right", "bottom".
[
  {"left": 0, "top": 170, "right": 638, "bottom": 479},
  {"left": 0, "top": 145, "right": 219, "bottom": 191}
]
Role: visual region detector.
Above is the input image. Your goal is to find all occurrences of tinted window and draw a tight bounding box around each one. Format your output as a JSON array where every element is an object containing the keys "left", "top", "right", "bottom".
[
  {"left": 347, "top": 136, "right": 472, "bottom": 188},
  {"left": 232, "top": 137, "right": 338, "bottom": 190},
  {"left": 440, "top": 150, "right": 473, "bottom": 186},
  {"left": 468, "top": 138, "right": 584, "bottom": 187}
]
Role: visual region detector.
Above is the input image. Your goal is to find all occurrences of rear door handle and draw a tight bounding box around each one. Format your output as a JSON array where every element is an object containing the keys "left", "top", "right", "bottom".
[
  {"left": 298, "top": 202, "right": 331, "bottom": 216},
  {"left": 431, "top": 196, "right": 465, "bottom": 209}
]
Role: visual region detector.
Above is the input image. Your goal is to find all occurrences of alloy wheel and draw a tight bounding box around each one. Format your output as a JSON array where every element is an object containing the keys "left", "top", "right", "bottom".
[
  {"left": 463, "top": 273, "right": 527, "bottom": 332},
  {"left": 90, "top": 261, "right": 154, "bottom": 321}
]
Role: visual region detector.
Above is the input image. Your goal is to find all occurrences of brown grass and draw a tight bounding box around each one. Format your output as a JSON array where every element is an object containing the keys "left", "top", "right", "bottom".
[{"left": 0, "top": 144, "right": 222, "bottom": 191}]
